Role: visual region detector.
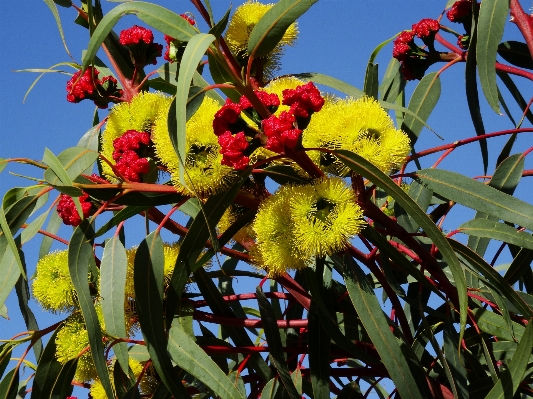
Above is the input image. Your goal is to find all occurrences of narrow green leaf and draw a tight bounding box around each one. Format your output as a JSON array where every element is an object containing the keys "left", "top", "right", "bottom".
[
  {"left": 247, "top": 0, "right": 318, "bottom": 58},
  {"left": 343, "top": 255, "right": 427, "bottom": 399},
  {"left": 417, "top": 168, "right": 533, "bottom": 231},
  {"left": 0, "top": 368, "right": 18, "bottom": 399},
  {"left": 471, "top": 308, "right": 525, "bottom": 341},
  {"left": 401, "top": 72, "right": 441, "bottom": 144},
  {"left": 20, "top": 212, "right": 48, "bottom": 245},
  {"left": 94, "top": 205, "right": 149, "bottom": 237},
  {"left": 134, "top": 232, "right": 191, "bottom": 399},
  {"left": 504, "top": 247, "right": 533, "bottom": 285},
  {"left": 77, "top": 125, "right": 100, "bottom": 152},
  {"left": 293, "top": 72, "right": 364, "bottom": 98},
  {"left": 497, "top": 71, "right": 533, "bottom": 126},
  {"left": 38, "top": 210, "right": 61, "bottom": 260},
  {"left": 43, "top": 0, "right": 73, "bottom": 59},
  {"left": 337, "top": 382, "right": 363, "bottom": 399},
  {"left": 364, "top": 63, "right": 379, "bottom": 99},
  {"left": 172, "top": 33, "right": 215, "bottom": 186},
  {"left": 465, "top": 9, "right": 488, "bottom": 173},
  {"left": 467, "top": 153, "right": 524, "bottom": 255},
  {"left": 308, "top": 304, "right": 330, "bottom": 399},
  {"left": 476, "top": 0, "right": 508, "bottom": 113},
  {"left": 257, "top": 287, "right": 300, "bottom": 399},
  {"left": 207, "top": 52, "right": 241, "bottom": 103},
  {"left": 167, "top": 326, "right": 245, "bottom": 399},
  {"left": 50, "top": 357, "right": 78, "bottom": 399},
  {"left": 485, "top": 320, "right": 533, "bottom": 398},
  {"left": 14, "top": 273, "right": 42, "bottom": 360},
  {"left": 43, "top": 147, "right": 99, "bottom": 185},
  {"left": 498, "top": 41, "right": 533, "bottom": 70},
  {"left": 100, "top": 237, "right": 129, "bottom": 374},
  {"left": 261, "top": 378, "right": 279, "bottom": 399},
  {"left": 194, "top": 268, "right": 273, "bottom": 382},
  {"left": 30, "top": 328, "right": 62, "bottom": 399},
  {"left": 68, "top": 221, "right": 114, "bottom": 399},
  {"left": 82, "top": 2, "right": 197, "bottom": 69},
  {"left": 449, "top": 239, "right": 533, "bottom": 318},
  {"left": 0, "top": 344, "right": 13, "bottom": 379},
  {"left": 336, "top": 150, "right": 468, "bottom": 342},
  {"left": 208, "top": 6, "right": 231, "bottom": 38},
  {"left": 0, "top": 248, "right": 21, "bottom": 310},
  {"left": 443, "top": 319, "right": 468, "bottom": 399},
  {"left": 460, "top": 219, "right": 533, "bottom": 250},
  {"left": 262, "top": 165, "right": 312, "bottom": 185}
]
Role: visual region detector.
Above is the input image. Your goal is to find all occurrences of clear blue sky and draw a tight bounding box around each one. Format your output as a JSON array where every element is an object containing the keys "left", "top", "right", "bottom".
[{"left": 1, "top": 0, "right": 533, "bottom": 397}]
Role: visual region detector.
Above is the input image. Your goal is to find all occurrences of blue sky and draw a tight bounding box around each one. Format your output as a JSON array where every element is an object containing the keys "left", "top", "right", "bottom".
[{"left": 1, "top": 0, "right": 533, "bottom": 397}]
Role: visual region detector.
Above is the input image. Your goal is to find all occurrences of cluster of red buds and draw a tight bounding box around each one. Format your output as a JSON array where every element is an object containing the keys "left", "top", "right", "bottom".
[
  {"left": 212, "top": 83, "right": 324, "bottom": 170},
  {"left": 56, "top": 193, "right": 93, "bottom": 227},
  {"left": 66, "top": 66, "right": 122, "bottom": 108},
  {"left": 112, "top": 130, "right": 152, "bottom": 182},
  {"left": 164, "top": 14, "right": 196, "bottom": 63},
  {"left": 447, "top": 0, "right": 479, "bottom": 49},
  {"left": 392, "top": 19, "right": 441, "bottom": 80},
  {"left": 119, "top": 25, "right": 163, "bottom": 67}
]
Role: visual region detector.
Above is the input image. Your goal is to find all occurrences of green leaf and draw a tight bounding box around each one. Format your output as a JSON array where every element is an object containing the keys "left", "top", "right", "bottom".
[
  {"left": 43, "top": 0, "right": 73, "bottom": 59},
  {"left": 15, "top": 273, "right": 42, "bottom": 360},
  {"left": 471, "top": 308, "right": 525, "bottom": 341},
  {"left": 0, "top": 344, "right": 13, "bottom": 379},
  {"left": 193, "top": 268, "right": 273, "bottom": 382},
  {"left": 401, "top": 72, "right": 441, "bottom": 144},
  {"left": 0, "top": 368, "right": 18, "bottom": 399},
  {"left": 467, "top": 153, "right": 524, "bottom": 256},
  {"left": 364, "top": 63, "right": 379, "bottom": 99},
  {"left": 460, "top": 219, "right": 533, "bottom": 250},
  {"left": 167, "top": 326, "right": 245, "bottom": 399},
  {"left": 82, "top": 2, "right": 197, "bottom": 69},
  {"left": 485, "top": 320, "right": 533, "bottom": 398},
  {"left": 465, "top": 10, "right": 488, "bottom": 174},
  {"left": 417, "top": 168, "right": 533, "bottom": 232},
  {"left": 30, "top": 328, "right": 62, "bottom": 399},
  {"left": 38, "top": 210, "right": 61, "bottom": 260},
  {"left": 134, "top": 232, "right": 191, "bottom": 399},
  {"left": 308, "top": 298, "right": 330, "bottom": 398},
  {"left": 293, "top": 72, "right": 364, "bottom": 98},
  {"left": 172, "top": 33, "right": 215, "bottom": 186},
  {"left": 497, "top": 71, "right": 533, "bottom": 126},
  {"left": 262, "top": 165, "right": 313, "bottom": 185},
  {"left": 100, "top": 237, "right": 129, "bottom": 374},
  {"left": 50, "top": 358, "right": 78, "bottom": 399},
  {"left": 337, "top": 382, "right": 363, "bottom": 399},
  {"left": 247, "top": 0, "right": 318, "bottom": 58},
  {"left": 77, "top": 125, "right": 100, "bottom": 153},
  {"left": 207, "top": 52, "right": 241, "bottom": 103},
  {"left": 0, "top": 248, "right": 21, "bottom": 310},
  {"left": 343, "top": 255, "right": 428, "bottom": 399},
  {"left": 476, "top": 0, "right": 508, "bottom": 113},
  {"left": 94, "top": 205, "right": 150, "bottom": 237},
  {"left": 68, "top": 221, "right": 114, "bottom": 399},
  {"left": 261, "top": 378, "right": 279, "bottom": 399},
  {"left": 449, "top": 239, "right": 533, "bottom": 318},
  {"left": 43, "top": 147, "right": 99, "bottom": 185},
  {"left": 20, "top": 212, "right": 48, "bottom": 245},
  {"left": 208, "top": 6, "right": 231, "bottom": 38},
  {"left": 257, "top": 287, "right": 300, "bottom": 399},
  {"left": 336, "top": 150, "right": 468, "bottom": 343},
  {"left": 498, "top": 41, "right": 533, "bottom": 70}
]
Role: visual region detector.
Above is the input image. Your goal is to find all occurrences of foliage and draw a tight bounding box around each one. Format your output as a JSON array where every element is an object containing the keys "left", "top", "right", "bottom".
[{"left": 2, "top": 0, "right": 533, "bottom": 398}]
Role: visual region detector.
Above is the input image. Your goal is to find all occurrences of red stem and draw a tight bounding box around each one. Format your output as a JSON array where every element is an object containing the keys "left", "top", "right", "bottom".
[
  {"left": 193, "top": 309, "right": 308, "bottom": 328},
  {"left": 510, "top": 0, "right": 533, "bottom": 61}
]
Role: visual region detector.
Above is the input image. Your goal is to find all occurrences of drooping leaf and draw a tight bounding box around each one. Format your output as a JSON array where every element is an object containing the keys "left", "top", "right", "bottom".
[
  {"left": 43, "top": 147, "right": 99, "bottom": 186},
  {"left": 208, "top": 6, "right": 231, "bottom": 38},
  {"left": 256, "top": 287, "right": 300, "bottom": 399},
  {"left": 43, "top": 0, "right": 73, "bottom": 58},
  {"left": 0, "top": 368, "right": 18, "bottom": 399},
  {"left": 401, "top": 72, "right": 441, "bottom": 144},
  {"left": 476, "top": 0, "right": 508, "bottom": 113},
  {"left": 0, "top": 248, "right": 21, "bottom": 311},
  {"left": 171, "top": 33, "right": 215, "bottom": 186},
  {"left": 68, "top": 221, "right": 114, "bottom": 399},
  {"left": 167, "top": 326, "right": 245, "bottom": 399},
  {"left": 498, "top": 41, "right": 533, "bottom": 70},
  {"left": 134, "top": 232, "right": 192, "bottom": 399},
  {"left": 100, "top": 237, "right": 129, "bottom": 374},
  {"left": 364, "top": 63, "right": 379, "bottom": 99},
  {"left": 30, "top": 328, "right": 62, "bottom": 399},
  {"left": 247, "top": 0, "right": 318, "bottom": 58},
  {"left": 343, "top": 255, "right": 428, "bottom": 399},
  {"left": 460, "top": 219, "right": 533, "bottom": 250},
  {"left": 485, "top": 320, "right": 533, "bottom": 398},
  {"left": 336, "top": 150, "right": 468, "bottom": 342},
  {"left": 417, "top": 168, "right": 533, "bottom": 231}
]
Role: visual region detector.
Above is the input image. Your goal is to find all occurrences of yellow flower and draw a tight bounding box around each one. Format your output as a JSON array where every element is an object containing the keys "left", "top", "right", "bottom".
[
  {"left": 90, "top": 358, "right": 155, "bottom": 399},
  {"left": 151, "top": 96, "right": 237, "bottom": 197},
  {"left": 252, "top": 186, "right": 310, "bottom": 277},
  {"left": 303, "top": 96, "right": 411, "bottom": 175},
  {"left": 100, "top": 92, "right": 172, "bottom": 180},
  {"left": 32, "top": 250, "right": 77, "bottom": 312},
  {"left": 55, "top": 313, "right": 98, "bottom": 382},
  {"left": 225, "top": 1, "right": 298, "bottom": 79},
  {"left": 290, "top": 177, "right": 365, "bottom": 257},
  {"left": 264, "top": 76, "right": 306, "bottom": 115}
]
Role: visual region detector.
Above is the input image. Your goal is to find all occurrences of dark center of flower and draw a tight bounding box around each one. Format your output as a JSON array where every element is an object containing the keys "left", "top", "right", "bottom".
[
  {"left": 366, "top": 128, "right": 382, "bottom": 141},
  {"left": 188, "top": 144, "right": 215, "bottom": 168},
  {"left": 320, "top": 152, "right": 337, "bottom": 167},
  {"left": 314, "top": 198, "right": 335, "bottom": 223}
]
